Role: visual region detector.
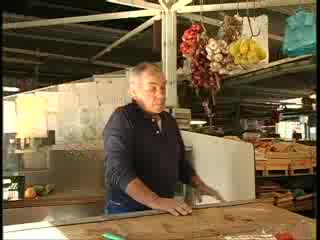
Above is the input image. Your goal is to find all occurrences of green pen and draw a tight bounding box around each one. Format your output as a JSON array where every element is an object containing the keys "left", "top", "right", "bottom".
[{"left": 102, "top": 232, "right": 127, "bottom": 240}]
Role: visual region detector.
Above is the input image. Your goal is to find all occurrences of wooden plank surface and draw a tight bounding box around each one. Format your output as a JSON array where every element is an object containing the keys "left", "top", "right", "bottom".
[
  {"left": 4, "top": 202, "right": 315, "bottom": 240},
  {"left": 3, "top": 190, "right": 105, "bottom": 209}
]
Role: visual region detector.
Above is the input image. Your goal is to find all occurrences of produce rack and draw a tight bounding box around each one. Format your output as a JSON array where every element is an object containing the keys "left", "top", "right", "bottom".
[{"left": 223, "top": 54, "right": 315, "bottom": 87}]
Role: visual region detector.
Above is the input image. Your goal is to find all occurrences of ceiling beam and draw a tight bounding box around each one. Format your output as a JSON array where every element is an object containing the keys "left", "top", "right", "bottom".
[
  {"left": 179, "top": 13, "right": 222, "bottom": 26},
  {"left": 3, "top": 13, "right": 127, "bottom": 34},
  {"left": 216, "top": 96, "right": 301, "bottom": 106},
  {"left": 178, "top": 0, "right": 316, "bottom": 13},
  {"left": 91, "top": 15, "right": 160, "bottom": 61},
  {"left": 236, "top": 86, "right": 312, "bottom": 97},
  {"left": 106, "top": 0, "right": 163, "bottom": 11},
  {"left": 178, "top": 14, "right": 283, "bottom": 41},
  {"left": 29, "top": 1, "right": 101, "bottom": 14},
  {"left": 171, "top": 0, "right": 193, "bottom": 11},
  {"left": 3, "top": 10, "right": 158, "bottom": 30},
  {"left": 3, "top": 47, "right": 129, "bottom": 69},
  {"left": 2, "top": 57, "right": 43, "bottom": 65},
  {"left": 3, "top": 69, "right": 84, "bottom": 79},
  {"left": 3, "top": 32, "right": 108, "bottom": 47}
]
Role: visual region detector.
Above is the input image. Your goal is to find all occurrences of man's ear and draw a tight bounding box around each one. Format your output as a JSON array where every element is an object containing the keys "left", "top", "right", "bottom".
[{"left": 128, "top": 86, "right": 136, "bottom": 99}]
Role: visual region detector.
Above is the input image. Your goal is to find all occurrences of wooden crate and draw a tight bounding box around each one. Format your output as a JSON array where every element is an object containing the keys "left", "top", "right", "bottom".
[
  {"left": 255, "top": 160, "right": 266, "bottom": 176},
  {"left": 289, "top": 159, "right": 313, "bottom": 175},
  {"left": 264, "top": 159, "right": 290, "bottom": 176},
  {"left": 255, "top": 151, "right": 266, "bottom": 160},
  {"left": 288, "top": 152, "right": 312, "bottom": 159},
  {"left": 256, "top": 160, "right": 266, "bottom": 170},
  {"left": 265, "top": 152, "right": 289, "bottom": 159}
]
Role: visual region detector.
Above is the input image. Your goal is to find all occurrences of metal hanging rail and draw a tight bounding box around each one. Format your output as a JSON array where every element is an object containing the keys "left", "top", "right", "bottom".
[{"left": 178, "top": 0, "right": 315, "bottom": 13}]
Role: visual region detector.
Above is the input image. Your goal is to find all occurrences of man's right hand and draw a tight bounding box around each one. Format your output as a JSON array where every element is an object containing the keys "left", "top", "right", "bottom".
[{"left": 151, "top": 197, "right": 192, "bottom": 216}]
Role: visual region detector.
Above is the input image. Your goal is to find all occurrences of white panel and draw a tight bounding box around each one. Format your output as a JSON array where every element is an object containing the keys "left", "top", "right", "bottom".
[
  {"left": 15, "top": 94, "right": 48, "bottom": 138},
  {"left": 95, "top": 77, "right": 129, "bottom": 106},
  {"left": 3, "top": 101, "right": 17, "bottom": 133},
  {"left": 75, "top": 82, "right": 98, "bottom": 108},
  {"left": 56, "top": 85, "right": 81, "bottom": 144},
  {"left": 47, "top": 113, "right": 57, "bottom": 131},
  {"left": 181, "top": 131, "right": 255, "bottom": 204},
  {"left": 34, "top": 92, "right": 59, "bottom": 112}
]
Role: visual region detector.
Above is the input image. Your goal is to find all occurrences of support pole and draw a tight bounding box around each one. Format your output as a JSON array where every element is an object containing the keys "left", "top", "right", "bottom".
[{"left": 162, "top": 7, "right": 178, "bottom": 107}]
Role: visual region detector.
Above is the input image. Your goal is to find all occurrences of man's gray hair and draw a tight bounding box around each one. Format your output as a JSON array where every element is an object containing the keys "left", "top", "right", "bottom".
[{"left": 129, "top": 62, "right": 162, "bottom": 85}]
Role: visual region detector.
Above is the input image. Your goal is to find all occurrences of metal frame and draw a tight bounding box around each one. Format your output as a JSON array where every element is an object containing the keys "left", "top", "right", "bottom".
[
  {"left": 178, "top": 0, "right": 315, "bottom": 13},
  {"left": 2, "top": 57, "right": 43, "bottom": 65},
  {"left": 3, "top": 47, "right": 129, "bottom": 69},
  {"left": 2, "top": 0, "right": 315, "bottom": 105},
  {"left": 3, "top": 10, "right": 159, "bottom": 30},
  {"left": 3, "top": 32, "right": 109, "bottom": 47},
  {"left": 91, "top": 15, "right": 161, "bottom": 61},
  {"left": 106, "top": 0, "right": 162, "bottom": 11}
]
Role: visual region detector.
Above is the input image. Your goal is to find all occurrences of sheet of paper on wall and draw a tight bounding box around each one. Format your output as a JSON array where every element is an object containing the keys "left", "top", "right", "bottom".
[
  {"left": 16, "top": 94, "right": 48, "bottom": 138},
  {"left": 79, "top": 106, "right": 98, "bottom": 142},
  {"left": 75, "top": 82, "right": 98, "bottom": 108},
  {"left": 56, "top": 91, "right": 81, "bottom": 144},
  {"left": 57, "top": 90, "right": 79, "bottom": 115},
  {"left": 47, "top": 112, "right": 57, "bottom": 131},
  {"left": 55, "top": 109, "right": 81, "bottom": 144},
  {"left": 3, "top": 101, "right": 17, "bottom": 133},
  {"left": 95, "top": 77, "right": 128, "bottom": 105},
  {"left": 35, "top": 91, "right": 59, "bottom": 112}
]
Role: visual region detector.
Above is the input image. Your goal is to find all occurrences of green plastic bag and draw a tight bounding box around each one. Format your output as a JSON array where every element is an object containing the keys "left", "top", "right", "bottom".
[{"left": 282, "top": 8, "right": 316, "bottom": 57}]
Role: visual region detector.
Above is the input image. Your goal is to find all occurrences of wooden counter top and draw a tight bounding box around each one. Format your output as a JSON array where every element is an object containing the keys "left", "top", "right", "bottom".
[
  {"left": 3, "top": 190, "right": 105, "bottom": 209},
  {"left": 4, "top": 200, "right": 316, "bottom": 240}
]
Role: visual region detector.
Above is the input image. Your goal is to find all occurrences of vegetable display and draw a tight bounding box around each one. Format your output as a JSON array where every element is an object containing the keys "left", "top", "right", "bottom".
[
  {"left": 229, "top": 38, "right": 267, "bottom": 65},
  {"left": 179, "top": 14, "right": 267, "bottom": 93},
  {"left": 180, "top": 24, "right": 222, "bottom": 93}
]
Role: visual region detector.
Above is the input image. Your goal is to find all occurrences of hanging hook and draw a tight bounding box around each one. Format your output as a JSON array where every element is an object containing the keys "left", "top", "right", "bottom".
[
  {"left": 235, "top": 0, "right": 243, "bottom": 25},
  {"left": 219, "top": 0, "right": 226, "bottom": 17},
  {"left": 246, "top": 0, "right": 260, "bottom": 38},
  {"left": 236, "top": 0, "right": 240, "bottom": 17},
  {"left": 199, "top": 0, "right": 207, "bottom": 33}
]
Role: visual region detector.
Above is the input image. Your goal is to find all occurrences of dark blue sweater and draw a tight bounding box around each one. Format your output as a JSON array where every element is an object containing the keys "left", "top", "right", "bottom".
[{"left": 103, "top": 101, "right": 195, "bottom": 211}]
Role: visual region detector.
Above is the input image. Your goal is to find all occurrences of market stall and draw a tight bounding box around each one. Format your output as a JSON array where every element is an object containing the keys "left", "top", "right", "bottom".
[{"left": 2, "top": 0, "right": 317, "bottom": 238}]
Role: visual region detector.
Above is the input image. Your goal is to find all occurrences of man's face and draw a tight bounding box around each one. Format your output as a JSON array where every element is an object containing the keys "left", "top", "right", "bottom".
[{"left": 131, "top": 70, "right": 166, "bottom": 114}]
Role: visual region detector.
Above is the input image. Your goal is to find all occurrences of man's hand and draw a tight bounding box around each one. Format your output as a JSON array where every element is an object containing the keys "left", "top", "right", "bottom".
[
  {"left": 151, "top": 197, "right": 192, "bottom": 216},
  {"left": 191, "top": 176, "right": 226, "bottom": 203}
]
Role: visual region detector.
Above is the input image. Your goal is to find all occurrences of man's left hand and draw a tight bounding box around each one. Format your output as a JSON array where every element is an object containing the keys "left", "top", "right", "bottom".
[{"left": 191, "top": 176, "right": 226, "bottom": 203}]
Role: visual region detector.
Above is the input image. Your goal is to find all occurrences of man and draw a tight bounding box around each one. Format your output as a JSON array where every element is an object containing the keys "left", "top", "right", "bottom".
[{"left": 103, "top": 62, "right": 224, "bottom": 216}]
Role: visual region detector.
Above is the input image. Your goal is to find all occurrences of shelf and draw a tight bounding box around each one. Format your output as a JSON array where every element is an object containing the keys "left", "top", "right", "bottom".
[
  {"left": 256, "top": 174, "right": 316, "bottom": 178},
  {"left": 15, "top": 146, "right": 50, "bottom": 154},
  {"left": 15, "top": 149, "right": 37, "bottom": 154},
  {"left": 19, "top": 169, "right": 49, "bottom": 174}
]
